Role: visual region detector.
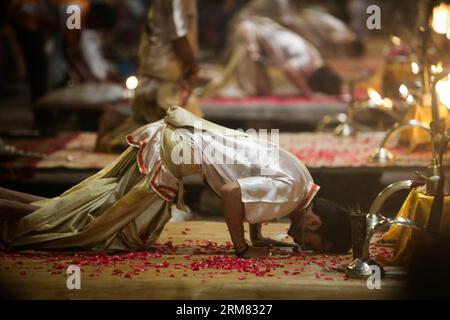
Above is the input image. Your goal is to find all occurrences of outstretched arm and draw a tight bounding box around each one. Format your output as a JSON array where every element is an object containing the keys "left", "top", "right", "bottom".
[
  {"left": 250, "top": 223, "right": 297, "bottom": 248},
  {"left": 282, "top": 65, "right": 313, "bottom": 97},
  {"left": 221, "top": 182, "right": 271, "bottom": 258}
]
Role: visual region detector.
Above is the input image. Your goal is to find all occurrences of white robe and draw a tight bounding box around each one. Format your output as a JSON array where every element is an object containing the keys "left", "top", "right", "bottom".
[{"left": 132, "top": 107, "right": 320, "bottom": 223}]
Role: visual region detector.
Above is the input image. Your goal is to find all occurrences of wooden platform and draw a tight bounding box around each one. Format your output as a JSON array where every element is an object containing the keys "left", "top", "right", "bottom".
[
  {"left": 0, "top": 221, "right": 406, "bottom": 300},
  {"left": 2, "top": 131, "right": 447, "bottom": 184},
  {"left": 201, "top": 96, "right": 347, "bottom": 124}
]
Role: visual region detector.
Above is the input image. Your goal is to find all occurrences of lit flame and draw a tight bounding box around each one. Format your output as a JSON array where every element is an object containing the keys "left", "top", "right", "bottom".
[
  {"left": 431, "top": 62, "right": 443, "bottom": 74},
  {"left": 367, "top": 88, "right": 392, "bottom": 109},
  {"left": 406, "top": 94, "right": 415, "bottom": 105},
  {"left": 382, "top": 98, "right": 393, "bottom": 109},
  {"left": 436, "top": 74, "right": 450, "bottom": 109},
  {"left": 411, "top": 62, "right": 420, "bottom": 75},
  {"left": 432, "top": 4, "right": 450, "bottom": 35},
  {"left": 126, "top": 76, "right": 138, "bottom": 90},
  {"left": 368, "top": 88, "right": 383, "bottom": 105},
  {"left": 399, "top": 84, "right": 409, "bottom": 98},
  {"left": 391, "top": 35, "right": 401, "bottom": 46}
]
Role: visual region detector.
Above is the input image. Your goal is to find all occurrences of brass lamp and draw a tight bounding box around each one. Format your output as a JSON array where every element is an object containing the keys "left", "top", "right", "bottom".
[{"left": 368, "top": 119, "right": 432, "bottom": 163}]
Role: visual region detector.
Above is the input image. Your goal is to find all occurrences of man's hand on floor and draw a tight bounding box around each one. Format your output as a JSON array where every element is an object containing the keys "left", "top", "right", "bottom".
[
  {"left": 238, "top": 246, "right": 291, "bottom": 259},
  {"left": 252, "top": 237, "right": 297, "bottom": 248}
]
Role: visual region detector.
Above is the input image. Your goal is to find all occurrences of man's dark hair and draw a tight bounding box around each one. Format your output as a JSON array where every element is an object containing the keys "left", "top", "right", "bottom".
[
  {"left": 312, "top": 197, "right": 351, "bottom": 254},
  {"left": 307, "top": 66, "right": 342, "bottom": 95}
]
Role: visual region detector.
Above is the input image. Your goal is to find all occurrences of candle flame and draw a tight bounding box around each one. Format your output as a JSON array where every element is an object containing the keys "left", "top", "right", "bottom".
[
  {"left": 432, "top": 4, "right": 450, "bottom": 35},
  {"left": 431, "top": 62, "right": 443, "bottom": 74},
  {"left": 368, "top": 88, "right": 383, "bottom": 105},
  {"left": 411, "top": 62, "right": 420, "bottom": 75},
  {"left": 399, "top": 84, "right": 409, "bottom": 98},
  {"left": 391, "top": 35, "right": 401, "bottom": 46},
  {"left": 406, "top": 94, "right": 415, "bottom": 105},
  {"left": 382, "top": 98, "right": 393, "bottom": 109},
  {"left": 126, "top": 76, "right": 139, "bottom": 90},
  {"left": 436, "top": 74, "right": 450, "bottom": 109}
]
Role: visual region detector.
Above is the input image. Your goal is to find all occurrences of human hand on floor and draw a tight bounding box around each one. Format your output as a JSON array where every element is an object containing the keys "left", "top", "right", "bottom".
[
  {"left": 252, "top": 237, "right": 297, "bottom": 248},
  {"left": 237, "top": 245, "right": 290, "bottom": 259}
]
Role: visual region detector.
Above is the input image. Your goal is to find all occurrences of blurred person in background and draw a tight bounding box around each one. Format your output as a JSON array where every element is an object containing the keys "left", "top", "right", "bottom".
[
  {"left": 203, "top": 16, "right": 342, "bottom": 97},
  {"left": 228, "top": 0, "right": 362, "bottom": 59},
  {"left": 7, "top": 0, "right": 117, "bottom": 100},
  {"left": 5, "top": 0, "right": 117, "bottom": 134},
  {"left": 96, "top": 0, "right": 202, "bottom": 153}
]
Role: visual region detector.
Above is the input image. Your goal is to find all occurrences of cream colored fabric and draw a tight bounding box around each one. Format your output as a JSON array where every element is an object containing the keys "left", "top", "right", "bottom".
[
  {"left": 160, "top": 107, "right": 320, "bottom": 223},
  {"left": 135, "top": 0, "right": 201, "bottom": 116},
  {"left": 1, "top": 146, "right": 175, "bottom": 251},
  {"left": 138, "top": 0, "right": 198, "bottom": 81},
  {"left": 239, "top": 17, "right": 323, "bottom": 75},
  {"left": 2, "top": 106, "right": 318, "bottom": 250},
  {"left": 132, "top": 106, "right": 320, "bottom": 223}
]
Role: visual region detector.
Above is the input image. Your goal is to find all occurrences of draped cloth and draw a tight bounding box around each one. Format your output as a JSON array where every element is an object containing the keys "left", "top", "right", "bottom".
[
  {"left": 162, "top": 106, "right": 319, "bottom": 224},
  {"left": 2, "top": 106, "right": 318, "bottom": 250},
  {"left": 1, "top": 127, "right": 177, "bottom": 251},
  {"left": 377, "top": 188, "right": 450, "bottom": 266}
]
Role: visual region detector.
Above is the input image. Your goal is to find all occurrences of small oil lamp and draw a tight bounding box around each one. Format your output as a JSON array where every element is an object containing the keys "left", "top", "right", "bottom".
[
  {"left": 124, "top": 75, "right": 139, "bottom": 98},
  {"left": 328, "top": 86, "right": 399, "bottom": 136},
  {"left": 411, "top": 61, "right": 421, "bottom": 75},
  {"left": 345, "top": 0, "right": 450, "bottom": 279},
  {"left": 435, "top": 73, "right": 450, "bottom": 108},
  {"left": 431, "top": 3, "right": 450, "bottom": 35}
]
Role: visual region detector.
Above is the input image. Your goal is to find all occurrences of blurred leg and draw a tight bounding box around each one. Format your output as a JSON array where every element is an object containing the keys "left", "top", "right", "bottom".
[
  {"left": 0, "top": 199, "right": 39, "bottom": 221},
  {"left": 12, "top": 25, "right": 48, "bottom": 101},
  {"left": 0, "top": 187, "right": 46, "bottom": 203}
]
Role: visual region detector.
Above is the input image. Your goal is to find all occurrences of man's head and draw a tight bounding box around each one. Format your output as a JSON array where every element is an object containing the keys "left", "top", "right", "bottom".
[
  {"left": 307, "top": 66, "right": 342, "bottom": 95},
  {"left": 288, "top": 198, "right": 351, "bottom": 254}
]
